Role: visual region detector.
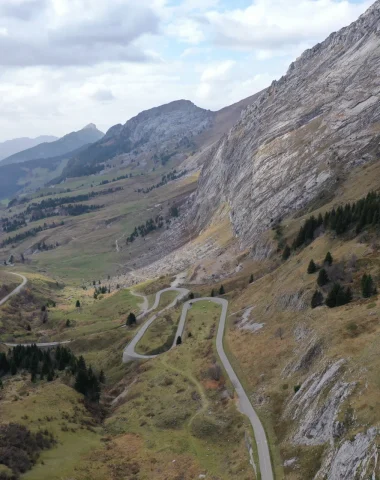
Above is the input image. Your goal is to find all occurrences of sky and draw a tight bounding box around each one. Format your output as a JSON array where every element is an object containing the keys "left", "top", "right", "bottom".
[{"left": 0, "top": 0, "right": 372, "bottom": 141}]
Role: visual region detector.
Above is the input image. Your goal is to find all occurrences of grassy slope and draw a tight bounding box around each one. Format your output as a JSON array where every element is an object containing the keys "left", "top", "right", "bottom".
[
  {"left": 0, "top": 165, "right": 197, "bottom": 284},
  {"left": 0, "top": 377, "right": 102, "bottom": 480}
]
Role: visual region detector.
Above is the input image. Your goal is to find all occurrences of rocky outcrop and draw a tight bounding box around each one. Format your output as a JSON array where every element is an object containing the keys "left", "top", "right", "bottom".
[
  {"left": 193, "top": 0, "right": 380, "bottom": 244},
  {"left": 285, "top": 360, "right": 355, "bottom": 445},
  {"left": 316, "top": 428, "right": 379, "bottom": 480}
]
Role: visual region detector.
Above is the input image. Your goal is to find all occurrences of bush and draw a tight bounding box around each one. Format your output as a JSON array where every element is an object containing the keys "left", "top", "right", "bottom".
[{"left": 0, "top": 423, "right": 55, "bottom": 478}]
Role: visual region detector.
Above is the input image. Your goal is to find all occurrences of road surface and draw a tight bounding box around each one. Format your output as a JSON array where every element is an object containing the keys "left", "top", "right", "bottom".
[
  {"left": 124, "top": 288, "right": 274, "bottom": 480},
  {"left": 0, "top": 272, "right": 27, "bottom": 307}
]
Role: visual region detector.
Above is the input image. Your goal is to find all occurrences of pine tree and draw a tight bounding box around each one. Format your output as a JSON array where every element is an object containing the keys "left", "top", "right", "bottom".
[
  {"left": 99, "top": 370, "right": 105, "bottom": 384},
  {"left": 326, "top": 283, "right": 352, "bottom": 308},
  {"left": 47, "top": 370, "right": 54, "bottom": 382},
  {"left": 317, "top": 268, "right": 329, "bottom": 287},
  {"left": 249, "top": 274, "right": 254, "bottom": 284},
  {"left": 176, "top": 336, "right": 182, "bottom": 345},
  {"left": 311, "top": 290, "right": 323, "bottom": 308},
  {"left": 324, "top": 252, "right": 333, "bottom": 266},
  {"left": 307, "top": 260, "right": 317, "bottom": 274},
  {"left": 189, "top": 292, "right": 195, "bottom": 300},
  {"left": 76, "top": 300, "right": 81, "bottom": 308},
  {"left": 126, "top": 312, "right": 137, "bottom": 326},
  {"left": 219, "top": 285, "right": 225, "bottom": 295},
  {"left": 282, "top": 245, "right": 291, "bottom": 260},
  {"left": 361, "top": 274, "right": 375, "bottom": 298},
  {"left": 210, "top": 289, "right": 215, "bottom": 297}
]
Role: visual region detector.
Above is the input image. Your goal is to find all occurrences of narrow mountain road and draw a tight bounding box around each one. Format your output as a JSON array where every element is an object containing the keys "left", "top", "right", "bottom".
[
  {"left": 0, "top": 272, "right": 28, "bottom": 307},
  {"left": 124, "top": 288, "right": 274, "bottom": 480}
]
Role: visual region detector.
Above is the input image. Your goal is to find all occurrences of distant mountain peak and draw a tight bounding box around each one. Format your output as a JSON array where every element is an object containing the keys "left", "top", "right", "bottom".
[{"left": 82, "top": 123, "right": 98, "bottom": 131}]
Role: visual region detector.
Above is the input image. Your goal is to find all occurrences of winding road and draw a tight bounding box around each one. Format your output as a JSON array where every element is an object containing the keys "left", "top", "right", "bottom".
[
  {"left": 0, "top": 272, "right": 27, "bottom": 307},
  {"left": 1, "top": 274, "right": 273, "bottom": 478},
  {"left": 124, "top": 287, "right": 274, "bottom": 480}
]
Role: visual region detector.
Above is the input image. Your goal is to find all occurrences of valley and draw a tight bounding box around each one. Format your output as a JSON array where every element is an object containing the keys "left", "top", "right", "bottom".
[{"left": 1, "top": 1, "right": 380, "bottom": 479}]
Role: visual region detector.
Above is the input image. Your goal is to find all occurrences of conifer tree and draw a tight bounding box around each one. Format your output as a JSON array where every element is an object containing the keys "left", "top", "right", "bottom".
[
  {"left": 75, "top": 300, "right": 81, "bottom": 308},
  {"left": 249, "top": 274, "right": 254, "bottom": 284},
  {"left": 176, "top": 336, "right": 182, "bottom": 345},
  {"left": 361, "top": 274, "right": 376, "bottom": 298},
  {"left": 307, "top": 260, "right": 317, "bottom": 274},
  {"left": 126, "top": 312, "right": 137, "bottom": 326},
  {"left": 219, "top": 285, "right": 225, "bottom": 295},
  {"left": 311, "top": 290, "right": 323, "bottom": 308},
  {"left": 317, "top": 268, "right": 329, "bottom": 287},
  {"left": 210, "top": 289, "right": 215, "bottom": 297},
  {"left": 282, "top": 245, "right": 291, "bottom": 260},
  {"left": 324, "top": 252, "right": 333, "bottom": 266}
]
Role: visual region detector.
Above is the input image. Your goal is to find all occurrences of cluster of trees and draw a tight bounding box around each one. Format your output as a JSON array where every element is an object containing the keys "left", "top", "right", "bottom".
[
  {"left": 0, "top": 345, "right": 103, "bottom": 403},
  {"left": 210, "top": 285, "right": 225, "bottom": 296},
  {"left": 152, "top": 151, "right": 177, "bottom": 166},
  {"left": 93, "top": 285, "right": 111, "bottom": 298},
  {"left": 99, "top": 173, "right": 133, "bottom": 186},
  {"left": 1, "top": 221, "right": 64, "bottom": 247},
  {"left": 64, "top": 204, "right": 101, "bottom": 216},
  {"left": 136, "top": 169, "right": 187, "bottom": 194},
  {"left": 126, "top": 216, "right": 165, "bottom": 243},
  {"left": 36, "top": 241, "right": 59, "bottom": 252},
  {"left": 292, "top": 191, "right": 380, "bottom": 251},
  {"left": 0, "top": 423, "right": 55, "bottom": 479},
  {"left": 1, "top": 215, "right": 27, "bottom": 233},
  {"left": 2, "top": 187, "right": 122, "bottom": 235},
  {"left": 25, "top": 187, "right": 122, "bottom": 214},
  {"left": 126, "top": 206, "right": 180, "bottom": 245},
  {"left": 309, "top": 251, "right": 377, "bottom": 308}
]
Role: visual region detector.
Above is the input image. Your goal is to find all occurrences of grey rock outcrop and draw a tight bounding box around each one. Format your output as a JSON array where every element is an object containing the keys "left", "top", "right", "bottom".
[
  {"left": 193, "top": 0, "right": 380, "bottom": 243},
  {"left": 315, "top": 427, "right": 379, "bottom": 479},
  {"left": 285, "top": 360, "right": 355, "bottom": 445}
]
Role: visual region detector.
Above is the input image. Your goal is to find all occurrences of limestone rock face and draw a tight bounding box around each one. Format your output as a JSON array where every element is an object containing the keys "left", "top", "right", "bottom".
[{"left": 193, "top": 0, "right": 380, "bottom": 243}]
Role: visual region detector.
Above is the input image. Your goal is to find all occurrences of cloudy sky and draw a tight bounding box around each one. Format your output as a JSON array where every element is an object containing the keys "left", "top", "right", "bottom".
[{"left": 0, "top": 0, "right": 372, "bottom": 140}]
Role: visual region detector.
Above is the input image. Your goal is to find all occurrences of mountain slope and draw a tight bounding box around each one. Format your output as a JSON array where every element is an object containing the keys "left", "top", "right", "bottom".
[
  {"left": 54, "top": 97, "right": 260, "bottom": 181},
  {"left": 193, "top": 0, "right": 380, "bottom": 243},
  {"left": 1, "top": 124, "right": 104, "bottom": 165},
  {"left": 0, "top": 135, "right": 58, "bottom": 161}
]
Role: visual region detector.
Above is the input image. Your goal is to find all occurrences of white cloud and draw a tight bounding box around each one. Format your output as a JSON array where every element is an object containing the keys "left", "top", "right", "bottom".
[
  {"left": 166, "top": 18, "right": 205, "bottom": 44},
  {"left": 0, "top": 0, "right": 373, "bottom": 140},
  {"left": 202, "top": 0, "right": 372, "bottom": 50}
]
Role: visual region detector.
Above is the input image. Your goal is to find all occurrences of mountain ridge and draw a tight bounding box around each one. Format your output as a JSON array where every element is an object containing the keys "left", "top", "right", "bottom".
[
  {"left": 0, "top": 135, "right": 58, "bottom": 161},
  {"left": 0, "top": 124, "right": 104, "bottom": 166}
]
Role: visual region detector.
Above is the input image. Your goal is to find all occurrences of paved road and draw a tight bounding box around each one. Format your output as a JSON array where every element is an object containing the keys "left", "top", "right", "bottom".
[
  {"left": 4, "top": 341, "right": 71, "bottom": 348},
  {"left": 123, "top": 287, "right": 188, "bottom": 361},
  {"left": 123, "top": 289, "right": 274, "bottom": 480},
  {"left": 0, "top": 272, "right": 27, "bottom": 307}
]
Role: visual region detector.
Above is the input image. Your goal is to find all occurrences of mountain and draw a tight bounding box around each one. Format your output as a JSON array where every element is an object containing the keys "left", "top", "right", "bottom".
[
  {"left": 1, "top": 124, "right": 104, "bottom": 166},
  {"left": 54, "top": 98, "right": 260, "bottom": 181},
  {"left": 193, "top": 0, "right": 380, "bottom": 243},
  {"left": 0, "top": 135, "right": 58, "bottom": 161}
]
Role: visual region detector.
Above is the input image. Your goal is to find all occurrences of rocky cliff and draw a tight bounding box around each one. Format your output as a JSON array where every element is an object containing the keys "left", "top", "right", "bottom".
[{"left": 193, "top": 0, "right": 380, "bottom": 243}]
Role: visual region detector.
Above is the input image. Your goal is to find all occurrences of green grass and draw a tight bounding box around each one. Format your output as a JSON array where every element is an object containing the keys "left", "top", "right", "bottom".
[{"left": 0, "top": 378, "right": 102, "bottom": 480}]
